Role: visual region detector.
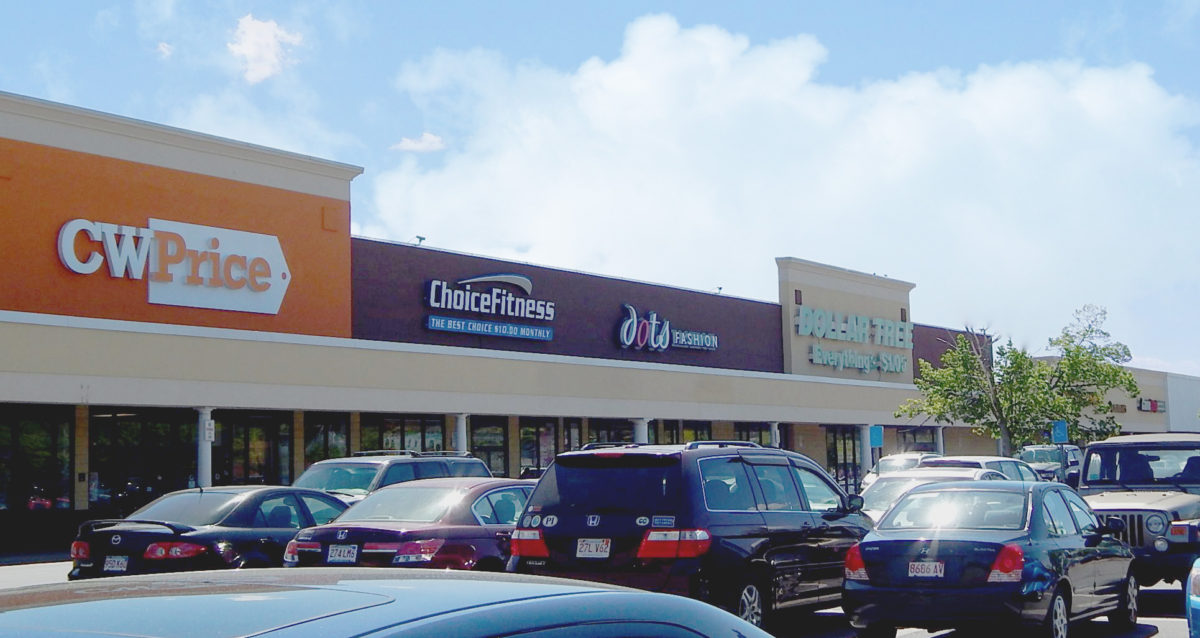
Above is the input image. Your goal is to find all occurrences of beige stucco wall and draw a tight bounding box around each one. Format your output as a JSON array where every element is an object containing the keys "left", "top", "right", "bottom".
[{"left": 777, "top": 258, "right": 916, "bottom": 384}]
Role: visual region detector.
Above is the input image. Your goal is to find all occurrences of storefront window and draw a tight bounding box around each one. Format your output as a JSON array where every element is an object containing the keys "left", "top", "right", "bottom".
[
  {"left": 520, "top": 418, "right": 558, "bottom": 472},
  {"left": 825, "top": 425, "right": 862, "bottom": 494},
  {"left": 588, "top": 419, "right": 633, "bottom": 444},
  {"left": 563, "top": 418, "right": 583, "bottom": 451},
  {"left": 212, "top": 410, "right": 291, "bottom": 486},
  {"left": 898, "top": 426, "right": 937, "bottom": 452},
  {"left": 470, "top": 417, "right": 508, "bottom": 476},
  {"left": 303, "top": 412, "right": 349, "bottom": 467},
  {"left": 360, "top": 414, "right": 444, "bottom": 453},
  {"left": 735, "top": 422, "right": 771, "bottom": 446},
  {"left": 0, "top": 405, "right": 72, "bottom": 513},
  {"left": 661, "top": 420, "right": 710, "bottom": 444},
  {"left": 89, "top": 407, "right": 197, "bottom": 515}
]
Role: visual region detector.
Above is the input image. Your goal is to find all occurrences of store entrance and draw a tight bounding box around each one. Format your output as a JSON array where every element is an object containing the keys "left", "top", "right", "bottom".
[{"left": 213, "top": 410, "right": 292, "bottom": 486}]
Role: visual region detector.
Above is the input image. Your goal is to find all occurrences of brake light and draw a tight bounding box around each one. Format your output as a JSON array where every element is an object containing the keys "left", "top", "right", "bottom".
[
  {"left": 144, "top": 542, "right": 208, "bottom": 560},
  {"left": 283, "top": 540, "right": 321, "bottom": 563},
  {"left": 636, "top": 529, "right": 712, "bottom": 559},
  {"left": 844, "top": 543, "right": 868, "bottom": 581},
  {"left": 511, "top": 528, "right": 550, "bottom": 558},
  {"left": 987, "top": 544, "right": 1025, "bottom": 583},
  {"left": 70, "top": 541, "right": 90, "bottom": 561},
  {"left": 393, "top": 539, "right": 445, "bottom": 564}
]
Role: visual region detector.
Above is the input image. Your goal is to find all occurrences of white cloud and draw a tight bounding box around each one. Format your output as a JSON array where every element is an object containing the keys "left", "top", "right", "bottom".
[
  {"left": 168, "top": 90, "right": 356, "bottom": 159},
  {"left": 391, "top": 132, "right": 446, "bottom": 152},
  {"left": 227, "top": 14, "right": 302, "bottom": 85},
  {"left": 369, "top": 14, "right": 1200, "bottom": 375},
  {"left": 157, "top": 42, "right": 173, "bottom": 59}
]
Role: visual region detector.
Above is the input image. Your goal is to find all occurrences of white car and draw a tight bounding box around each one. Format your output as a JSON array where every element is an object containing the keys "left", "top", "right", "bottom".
[
  {"left": 917, "top": 455, "right": 1041, "bottom": 482},
  {"left": 859, "top": 466, "right": 1007, "bottom": 522},
  {"left": 859, "top": 452, "right": 942, "bottom": 491}
]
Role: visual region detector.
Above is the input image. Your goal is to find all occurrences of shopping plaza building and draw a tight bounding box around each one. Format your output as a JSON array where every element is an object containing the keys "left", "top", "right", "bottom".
[{"left": 2, "top": 91, "right": 1198, "bottom": 544}]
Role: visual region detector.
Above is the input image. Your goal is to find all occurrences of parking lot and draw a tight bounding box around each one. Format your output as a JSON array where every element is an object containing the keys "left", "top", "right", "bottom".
[{"left": 0, "top": 561, "right": 1185, "bottom": 637}]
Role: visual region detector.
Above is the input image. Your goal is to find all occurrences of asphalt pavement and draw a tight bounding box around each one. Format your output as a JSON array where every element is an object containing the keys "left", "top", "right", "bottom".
[{"left": 0, "top": 562, "right": 1188, "bottom": 637}]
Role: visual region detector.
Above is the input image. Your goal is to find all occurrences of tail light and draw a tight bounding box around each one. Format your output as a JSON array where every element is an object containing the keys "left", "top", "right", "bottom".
[
  {"left": 987, "top": 544, "right": 1025, "bottom": 583},
  {"left": 394, "top": 539, "right": 445, "bottom": 564},
  {"left": 70, "top": 541, "right": 90, "bottom": 561},
  {"left": 144, "top": 542, "right": 208, "bottom": 560},
  {"left": 844, "top": 543, "right": 868, "bottom": 581},
  {"left": 636, "top": 529, "right": 712, "bottom": 559},
  {"left": 283, "top": 540, "right": 321, "bottom": 563},
  {"left": 511, "top": 529, "right": 550, "bottom": 558}
]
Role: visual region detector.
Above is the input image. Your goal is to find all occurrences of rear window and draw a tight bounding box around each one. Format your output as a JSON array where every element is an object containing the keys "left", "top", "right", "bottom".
[
  {"left": 451, "top": 460, "right": 492, "bottom": 477},
  {"left": 879, "top": 489, "right": 1028, "bottom": 531},
  {"left": 293, "top": 463, "right": 379, "bottom": 495},
  {"left": 876, "top": 457, "right": 920, "bottom": 473},
  {"left": 129, "top": 491, "right": 241, "bottom": 526},
  {"left": 919, "top": 459, "right": 979, "bottom": 469},
  {"left": 528, "top": 453, "right": 683, "bottom": 513},
  {"left": 339, "top": 486, "right": 463, "bottom": 523}
]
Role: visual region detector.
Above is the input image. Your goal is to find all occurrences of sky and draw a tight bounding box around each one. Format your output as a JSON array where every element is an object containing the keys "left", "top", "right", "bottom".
[{"left": 2, "top": 1, "right": 1198, "bottom": 376}]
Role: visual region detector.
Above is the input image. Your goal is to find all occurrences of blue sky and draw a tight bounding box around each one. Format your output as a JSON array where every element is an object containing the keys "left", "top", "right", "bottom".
[{"left": 3, "top": 2, "right": 1198, "bottom": 376}]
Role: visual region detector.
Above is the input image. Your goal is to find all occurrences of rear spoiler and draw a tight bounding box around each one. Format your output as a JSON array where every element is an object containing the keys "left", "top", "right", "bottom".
[{"left": 78, "top": 519, "right": 197, "bottom": 536}]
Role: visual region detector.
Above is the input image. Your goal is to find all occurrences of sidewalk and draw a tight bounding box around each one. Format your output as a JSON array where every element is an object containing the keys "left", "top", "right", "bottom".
[{"left": 0, "top": 552, "right": 68, "bottom": 566}]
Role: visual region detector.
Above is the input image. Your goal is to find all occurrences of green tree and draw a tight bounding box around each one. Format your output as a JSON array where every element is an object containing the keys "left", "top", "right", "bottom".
[{"left": 896, "top": 305, "right": 1139, "bottom": 455}]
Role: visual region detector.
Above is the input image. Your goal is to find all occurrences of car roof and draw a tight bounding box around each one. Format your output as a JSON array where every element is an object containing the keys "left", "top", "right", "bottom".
[
  {"left": 925, "top": 455, "right": 1018, "bottom": 463},
  {"left": 1092, "top": 433, "right": 1200, "bottom": 445},
  {"left": 905, "top": 479, "right": 1039, "bottom": 494},
  {"left": 881, "top": 451, "right": 940, "bottom": 458},
  {"left": 558, "top": 442, "right": 821, "bottom": 464},
  {"left": 873, "top": 467, "right": 999, "bottom": 479},
  {"left": 373, "top": 477, "right": 535, "bottom": 491}
]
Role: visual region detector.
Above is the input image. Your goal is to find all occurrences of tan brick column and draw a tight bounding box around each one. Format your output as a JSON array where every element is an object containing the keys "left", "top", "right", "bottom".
[
  {"left": 74, "top": 405, "right": 88, "bottom": 510},
  {"left": 292, "top": 410, "right": 306, "bottom": 480}
]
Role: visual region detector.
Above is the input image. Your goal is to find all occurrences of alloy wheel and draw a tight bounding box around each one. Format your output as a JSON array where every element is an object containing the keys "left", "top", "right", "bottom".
[
  {"left": 1049, "top": 592, "right": 1069, "bottom": 638},
  {"left": 738, "top": 583, "right": 763, "bottom": 627}
]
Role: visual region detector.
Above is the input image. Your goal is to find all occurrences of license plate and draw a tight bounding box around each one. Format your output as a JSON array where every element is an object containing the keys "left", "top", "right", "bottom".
[
  {"left": 576, "top": 538, "right": 611, "bottom": 558},
  {"left": 327, "top": 544, "right": 359, "bottom": 563},
  {"left": 102, "top": 555, "right": 128, "bottom": 573},
  {"left": 908, "top": 561, "right": 944, "bottom": 578}
]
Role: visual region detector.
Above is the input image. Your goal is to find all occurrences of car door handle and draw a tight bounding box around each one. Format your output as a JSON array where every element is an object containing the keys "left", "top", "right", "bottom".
[{"left": 496, "top": 531, "right": 512, "bottom": 539}]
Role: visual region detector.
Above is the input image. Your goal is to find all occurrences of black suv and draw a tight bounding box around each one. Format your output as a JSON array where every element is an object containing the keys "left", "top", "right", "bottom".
[
  {"left": 293, "top": 451, "right": 491, "bottom": 504},
  {"left": 507, "top": 441, "right": 870, "bottom": 628}
]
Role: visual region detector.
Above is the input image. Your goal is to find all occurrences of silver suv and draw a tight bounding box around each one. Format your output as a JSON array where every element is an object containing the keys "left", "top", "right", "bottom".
[
  {"left": 292, "top": 451, "right": 491, "bottom": 504},
  {"left": 1078, "top": 433, "right": 1200, "bottom": 587}
]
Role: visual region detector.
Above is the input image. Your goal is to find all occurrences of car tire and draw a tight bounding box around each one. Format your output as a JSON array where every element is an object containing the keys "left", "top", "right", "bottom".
[
  {"left": 732, "top": 579, "right": 769, "bottom": 628},
  {"left": 854, "top": 625, "right": 897, "bottom": 638},
  {"left": 1106, "top": 573, "right": 1138, "bottom": 629},
  {"left": 1043, "top": 588, "right": 1070, "bottom": 638}
]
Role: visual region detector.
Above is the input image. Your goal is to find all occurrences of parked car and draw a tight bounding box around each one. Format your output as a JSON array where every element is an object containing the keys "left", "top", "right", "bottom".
[
  {"left": 0, "top": 568, "right": 773, "bottom": 637},
  {"left": 67, "top": 485, "right": 348, "bottom": 580},
  {"left": 1017, "top": 444, "right": 1083, "bottom": 483},
  {"left": 1189, "top": 557, "right": 1200, "bottom": 637},
  {"left": 1077, "top": 433, "right": 1200, "bottom": 588},
  {"left": 285, "top": 477, "right": 533, "bottom": 571},
  {"left": 918, "top": 455, "right": 1041, "bottom": 482},
  {"left": 292, "top": 450, "right": 491, "bottom": 504},
  {"left": 508, "top": 440, "right": 872, "bottom": 628},
  {"left": 859, "top": 466, "right": 1006, "bottom": 522},
  {"left": 843, "top": 480, "right": 1135, "bottom": 638},
  {"left": 859, "top": 452, "right": 942, "bottom": 491}
]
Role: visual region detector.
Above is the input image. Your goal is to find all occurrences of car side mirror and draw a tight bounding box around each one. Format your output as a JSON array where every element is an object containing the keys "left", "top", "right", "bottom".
[
  {"left": 1102, "top": 516, "right": 1126, "bottom": 535},
  {"left": 846, "top": 494, "right": 864, "bottom": 513}
]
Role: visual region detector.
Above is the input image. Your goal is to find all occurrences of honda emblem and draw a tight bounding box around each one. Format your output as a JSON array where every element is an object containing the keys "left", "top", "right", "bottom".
[
  {"left": 336, "top": 530, "right": 349, "bottom": 540},
  {"left": 586, "top": 515, "right": 601, "bottom": 527}
]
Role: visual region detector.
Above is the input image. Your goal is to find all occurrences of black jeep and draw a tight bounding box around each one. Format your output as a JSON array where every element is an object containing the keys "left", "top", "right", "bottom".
[{"left": 507, "top": 441, "right": 870, "bottom": 628}]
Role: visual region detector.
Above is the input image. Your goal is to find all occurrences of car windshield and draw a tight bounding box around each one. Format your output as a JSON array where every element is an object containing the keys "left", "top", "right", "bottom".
[
  {"left": 1084, "top": 445, "right": 1200, "bottom": 485},
  {"left": 338, "top": 486, "right": 463, "bottom": 523},
  {"left": 1019, "top": 448, "right": 1064, "bottom": 464},
  {"left": 293, "top": 463, "right": 379, "bottom": 495},
  {"left": 528, "top": 454, "right": 683, "bottom": 513},
  {"left": 879, "top": 489, "right": 1028, "bottom": 531},
  {"left": 129, "top": 491, "right": 241, "bottom": 526},
  {"left": 861, "top": 477, "right": 943, "bottom": 513},
  {"left": 876, "top": 457, "right": 921, "bottom": 473}
]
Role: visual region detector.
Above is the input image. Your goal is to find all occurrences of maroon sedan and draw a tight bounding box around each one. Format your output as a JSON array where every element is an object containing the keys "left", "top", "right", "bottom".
[{"left": 283, "top": 477, "right": 534, "bottom": 571}]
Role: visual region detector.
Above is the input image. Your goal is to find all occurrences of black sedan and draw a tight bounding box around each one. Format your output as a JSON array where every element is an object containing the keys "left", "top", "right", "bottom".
[
  {"left": 285, "top": 477, "right": 533, "bottom": 570},
  {"left": 0, "top": 568, "right": 772, "bottom": 637},
  {"left": 843, "top": 480, "right": 1136, "bottom": 638},
  {"left": 68, "top": 485, "right": 347, "bottom": 579}
]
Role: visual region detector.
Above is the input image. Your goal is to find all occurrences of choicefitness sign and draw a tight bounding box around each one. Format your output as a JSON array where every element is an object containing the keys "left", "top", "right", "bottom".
[
  {"left": 425, "top": 274, "right": 556, "bottom": 342},
  {"left": 794, "top": 305, "right": 912, "bottom": 374}
]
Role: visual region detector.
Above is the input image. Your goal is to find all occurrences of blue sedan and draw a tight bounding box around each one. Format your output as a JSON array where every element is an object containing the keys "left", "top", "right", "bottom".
[
  {"left": 843, "top": 481, "right": 1135, "bottom": 638},
  {"left": 1188, "top": 557, "right": 1200, "bottom": 637}
]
